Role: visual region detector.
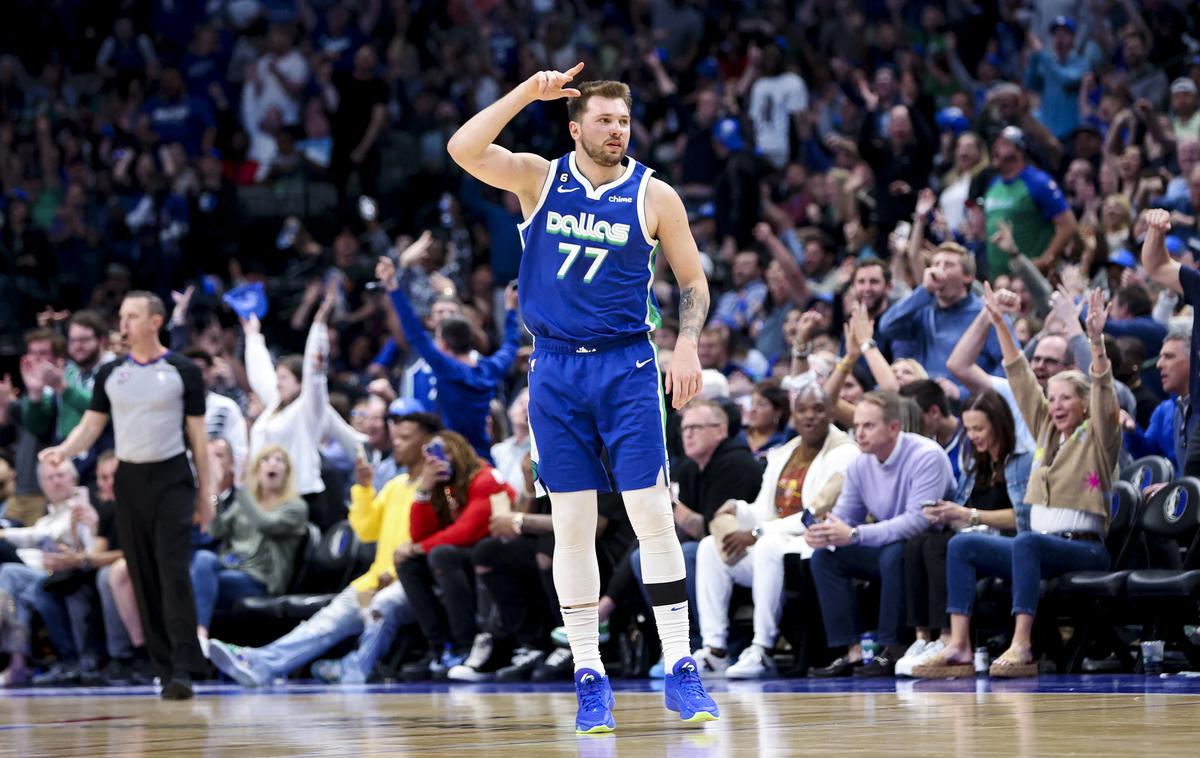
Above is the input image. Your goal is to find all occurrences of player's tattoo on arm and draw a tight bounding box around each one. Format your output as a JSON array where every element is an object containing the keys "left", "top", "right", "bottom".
[{"left": 678, "top": 286, "right": 708, "bottom": 341}]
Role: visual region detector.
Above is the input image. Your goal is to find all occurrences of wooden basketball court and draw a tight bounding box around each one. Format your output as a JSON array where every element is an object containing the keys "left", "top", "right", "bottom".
[{"left": 2, "top": 677, "right": 1199, "bottom": 756}]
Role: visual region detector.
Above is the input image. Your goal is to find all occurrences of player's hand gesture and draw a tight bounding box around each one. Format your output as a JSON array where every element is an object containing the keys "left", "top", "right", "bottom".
[{"left": 522, "top": 62, "right": 584, "bottom": 102}]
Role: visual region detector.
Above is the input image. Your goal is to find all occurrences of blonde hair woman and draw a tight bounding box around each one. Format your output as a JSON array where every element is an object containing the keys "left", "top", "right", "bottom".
[{"left": 190, "top": 444, "right": 308, "bottom": 650}]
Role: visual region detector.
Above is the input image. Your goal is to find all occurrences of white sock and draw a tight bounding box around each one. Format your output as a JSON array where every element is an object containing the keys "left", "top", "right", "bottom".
[
  {"left": 653, "top": 600, "right": 692, "bottom": 673},
  {"left": 562, "top": 604, "right": 605, "bottom": 675}
]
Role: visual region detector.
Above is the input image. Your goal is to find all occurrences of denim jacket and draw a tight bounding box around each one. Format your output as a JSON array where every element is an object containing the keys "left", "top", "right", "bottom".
[{"left": 954, "top": 439, "right": 1034, "bottom": 533}]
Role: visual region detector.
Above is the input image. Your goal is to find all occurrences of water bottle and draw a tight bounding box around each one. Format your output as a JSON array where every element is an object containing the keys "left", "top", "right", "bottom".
[
  {"left": 974, "top": 646, "right": 990, "bottom": 674},
  {"left": 861, "top": 632, "right": 878, "bottom": 664}
]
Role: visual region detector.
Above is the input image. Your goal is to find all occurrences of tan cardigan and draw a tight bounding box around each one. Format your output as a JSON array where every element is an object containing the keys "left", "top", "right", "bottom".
[{"left": 1005, "top": 353, "right": 1121, "bottom": 530}]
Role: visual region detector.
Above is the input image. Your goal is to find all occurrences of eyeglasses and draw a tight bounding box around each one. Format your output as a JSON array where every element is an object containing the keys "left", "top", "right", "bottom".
[
  {"left": 681, "top": 423, "right": 723, "bottom": 434},
  {"left": 1031, "top": 356, "right": 1066, "bottom": 367}
]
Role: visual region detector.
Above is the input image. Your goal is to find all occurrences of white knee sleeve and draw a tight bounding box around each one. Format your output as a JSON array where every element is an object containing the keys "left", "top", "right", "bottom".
[
  {"left": 623, "top": 483, "right": 685, "bottom": 584},
  {"left": 549, "top": 490, "right": 600, "bottom": 606}
]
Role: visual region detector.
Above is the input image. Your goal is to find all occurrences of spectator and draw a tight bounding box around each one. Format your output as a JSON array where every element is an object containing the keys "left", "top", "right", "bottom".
[
  {"left": 983, "top": 127, "right": 1076, "bottom": 277},
  {"left": 350, "top": 395, "right": 393, "bottom": 491},
  {"left": 1121, "top": 29, "right": 1169, "bottom": 111},
  {"left": 804, "top": 391, "right": 954, "bottom": 678},
  {"left": 242, "top": 23, "right": 310, "bottom": 163},
  {"left": 879, "top": 243, "right": 1005, "bottom": 388},
  {"left": 183, "top": 348, "right": 249, "bottom": 481},
  {"left": 915, "top": 287, "right": 1118, "bottom": 679},
  {"left": 1170, "top": 80, "right": 1200, "bottom": 142},
  {"left": 395, "top": 431, "right": 516, "bottom": 678},
  {"left": 190, "top": 444, "right": 308, "bottom": 653},
  {"left": 95, "top": 16, "right": 160, "bottom": 84},
  {"left": 747, "top": 44, "right": 809, "bottom": 171},
  {"left": 1024, "top": 17, "right": 1090, "bottom": 139},
  {"left": 0, "top": 459, "right": 96, "bottom": 686},
  {"left": 208, "top": 412, "right": 442, "bottom": 686},
  {"left": 379, "top": 256, "right": 520, "bottom": 461},
  {"left": 491, "top": 388, "right": 530, "bottom": 491},
  {"left": 326, "top": 44, "right": 389, "bottom": 201},
  {"left": 743, "top": 382, "right": 792, "bottom": 459},
  {"left": 857, "top": 103, "right": 937, "bottom": 244},
  {"left": 895, "top": 388, "right": 1031, "bottom": 677},
  {"left": 140, "top": 68, "right": 217, "bottom": 157},
  {"left": 711, "top": 250, "right": 768, "bottom": 332},
  {"left": 1123, "top": 327, "right": 1191, "bottom": 469},
  {"left": 899, "top": 380, "right": 965, "bottom": 479},
  {"left": 695, "top": 384, "right": 858, "bottom": 679}
]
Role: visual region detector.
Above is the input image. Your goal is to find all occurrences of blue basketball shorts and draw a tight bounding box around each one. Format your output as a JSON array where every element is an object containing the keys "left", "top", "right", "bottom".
[{"left": 527, "top": 333, "right": 669, "bottom": 494}]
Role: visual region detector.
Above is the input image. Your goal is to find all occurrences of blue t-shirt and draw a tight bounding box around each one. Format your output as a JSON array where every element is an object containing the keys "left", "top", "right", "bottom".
[{"left": 143, "top": 95, "right": 215, "bottom": 156}]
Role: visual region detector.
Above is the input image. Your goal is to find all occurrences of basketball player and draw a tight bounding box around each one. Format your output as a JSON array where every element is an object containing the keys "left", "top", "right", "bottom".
[{"left": 448, "top": 62, "right": 719, "bottom": 732}]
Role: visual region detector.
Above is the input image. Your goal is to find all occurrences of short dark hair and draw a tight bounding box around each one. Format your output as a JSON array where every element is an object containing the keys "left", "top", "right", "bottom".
[
  {"left": 899, "top": 379, "right": 951, "bottom": 417},
  {"left": 67, "top": 310, "right": 107, "bottom": 339},
  {"left": 437, "top": 316, "right": 473, "bottom": 356},
  {"left": 1115, "top": 284, "right": 1152, "bottom": 318},
  {"left": 567, "top": 80, "right": 632, "bottom": 123},
  {"left": 183, "top": 347, "right": 213, "bottom": 369},
  {"left": 24, "top": 328, "right": 66, "bottom": 358},
  {"left": 852, "top": 257, "right": 892, "bottom": 284},
  {"left": 394, "top": 412, "right": 443, "bottom": 437},
  {"left": 124, "top": 290, "right": 167, "bottom": 319}
]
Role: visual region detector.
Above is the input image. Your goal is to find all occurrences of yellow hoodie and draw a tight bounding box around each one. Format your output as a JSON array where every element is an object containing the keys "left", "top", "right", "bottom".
[{"left": 348, "top": 474, "right": 417, "bottom": 593}]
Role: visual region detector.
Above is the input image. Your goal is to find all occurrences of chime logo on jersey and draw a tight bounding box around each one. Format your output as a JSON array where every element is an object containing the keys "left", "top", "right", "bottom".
[{"left": 545, "top": 211, "right": 630, "bottom": 246}]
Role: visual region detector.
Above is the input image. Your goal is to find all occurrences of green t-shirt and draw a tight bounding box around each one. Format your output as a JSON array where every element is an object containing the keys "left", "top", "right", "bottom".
[{"left": 983, "top": 166, "right": 1069, "bottom": 279}]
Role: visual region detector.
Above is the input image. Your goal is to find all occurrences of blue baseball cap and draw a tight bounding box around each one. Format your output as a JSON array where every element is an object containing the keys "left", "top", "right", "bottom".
[
  {"left": 1107, "top": 248, "right": 1137, "bottom": 269},
  {"left": 388, "top": 397, "right": 426, "bottom": 418},
  {"left": 1050, "top": 16, "right": 1076, "bottom": 34},
  {"left": 936, "top": 107, "right": 970, "bottom": 134},
  {"left": 714, "top": 118, "right": 745, "bottom": 151}
]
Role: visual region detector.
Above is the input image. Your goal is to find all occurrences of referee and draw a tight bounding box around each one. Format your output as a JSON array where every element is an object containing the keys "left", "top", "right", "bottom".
[{"left": 42, "top": 291, "right": 213, "bottom": 700}]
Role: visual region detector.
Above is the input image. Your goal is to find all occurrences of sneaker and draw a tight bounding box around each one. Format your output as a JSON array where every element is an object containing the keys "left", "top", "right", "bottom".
[
  {"left": 160, "top": 676, "right": 194, "bottom": 700},
  {"left": 208, "top": 640, "right": 271, "bottom": 687},
  {"left": 663, "top": 657, "right": 720, "bottom": 722},
  {"left": 894, "top": 640, "right": 929, "bottom": 678},
  {"left": 532, "top": 647, "right": 574, "bottom": 682},
  {"left": 574, "top": 668, "right": 616, "bottom": 734},
  {"left": 33, "top": 662, "right": 80, "bottom": 687},
  {"left": 725, "top": 645, "right": 777, "bottom": 680},
  {"left": 311, "top": 659, "right": 344, "bottom": 684},
  {"left": 897, "top": 640, "right": 944, "bottom": 678},
  {"left": 400, "top": 651, "right": 439, "bottom": 682},
  {"left": 690, "top": 646, "right": 729, "bottom": 677},
  {"left": 448, "top": 632, "right": 498, "bottom": 682},
  {"left": 496, "top": 647, "right": 547, "bottom": 682},
  {"left": 432, "top": 644, "right": 469, "bottom": 678},
  {"left": 551, "top": 621, "right": 610, "bottom": 648}
]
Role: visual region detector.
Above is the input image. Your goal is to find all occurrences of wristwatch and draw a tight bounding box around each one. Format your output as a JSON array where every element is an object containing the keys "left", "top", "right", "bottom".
[
  {"left": 849, "top": 527, "right": 861, "bottom": 545},
  {"left": 512, "top": 512, "right": 525, "bottom": 535},
  {"left": 969, "top": 508, "right": 981, "bottom": 527},
  {"left": 859, "top": 338, "right": 877, "bottom": 354},
  {"left": 751, "top": 525, "right": 763, "bottom": 541},
  {"left": 792, "top": 342, "right": 812, "bottom": 359}
]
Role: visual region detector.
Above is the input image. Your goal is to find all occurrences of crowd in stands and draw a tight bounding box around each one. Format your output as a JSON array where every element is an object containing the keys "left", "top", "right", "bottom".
[{"left": 5, "top": 0, "right": 1200, "bottom": 687}]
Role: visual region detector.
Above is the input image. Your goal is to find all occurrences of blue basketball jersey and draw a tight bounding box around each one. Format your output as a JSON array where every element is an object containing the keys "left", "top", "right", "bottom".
[{"left": 518, "top": 152, "right": 661, "bottom": 344}]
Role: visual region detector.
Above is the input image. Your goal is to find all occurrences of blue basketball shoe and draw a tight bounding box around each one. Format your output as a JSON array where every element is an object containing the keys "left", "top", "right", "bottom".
[
  {"left": 664, "top": 657, "right": 720, "bottom": 722},
  {"left": 574, "top": 668, "right": 616, "bottom": 734}
]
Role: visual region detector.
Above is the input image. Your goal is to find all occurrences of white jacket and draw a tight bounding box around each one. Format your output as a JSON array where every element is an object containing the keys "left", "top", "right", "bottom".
[
  {"left": 734, "top": 424, "right": 859, "bottom": 538},
  {"left": 246, "top": 321, "right": 363, "bottom": 495}
]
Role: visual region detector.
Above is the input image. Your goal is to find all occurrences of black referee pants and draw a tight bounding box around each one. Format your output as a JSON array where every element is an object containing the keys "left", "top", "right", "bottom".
[{"left": 114, "top": 454, "right": 206, "bottom": 680}]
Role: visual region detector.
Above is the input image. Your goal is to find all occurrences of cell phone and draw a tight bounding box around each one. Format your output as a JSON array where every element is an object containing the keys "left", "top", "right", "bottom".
[
  {"left": 801, "top": 510, "right": 819, "bottom": 528},
  {"left": 920, "top": 500, "right": 939, "bottom": 509},
  {"left": 426, "top": 440, "right": 448, "bottom": 464},
  {"left": 358, "top": 195, "right": 378, "bottom": 222}
]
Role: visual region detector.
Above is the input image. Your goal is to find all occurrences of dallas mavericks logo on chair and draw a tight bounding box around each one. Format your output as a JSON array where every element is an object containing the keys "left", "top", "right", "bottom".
[
  {"left": 1163, "top": 487, "right": 1188, "bottom": 524},
  {"left": 1136, "top": 466, "right": 1150, "bottom": 489},
  {"left": 1110, "top": 493, "right": 1120, "bottom": 521}
]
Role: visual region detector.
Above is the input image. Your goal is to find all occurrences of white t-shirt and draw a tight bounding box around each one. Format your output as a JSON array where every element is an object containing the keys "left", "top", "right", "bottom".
[
  {"left": 989, "top": 376, "right": 1037, "bottom": 454},
  {"left": 749, "top": 72, "right": 809, "bottom": 168}
]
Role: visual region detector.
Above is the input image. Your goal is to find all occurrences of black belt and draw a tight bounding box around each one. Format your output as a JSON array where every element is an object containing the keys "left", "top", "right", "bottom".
[{"left": 1053, "top": 531, "right": 1103, "bottom": 543}]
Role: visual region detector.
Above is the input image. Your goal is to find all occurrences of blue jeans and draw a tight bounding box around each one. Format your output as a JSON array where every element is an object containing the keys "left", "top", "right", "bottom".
[
  {"left": 0, "top": 563, "right": 45, "bottom": 654},
  {"left": 190, "top": 551, "right": 268, "bottom": 628},
  {"left": 630, "top": 540, "right": 700, "bottom": 648},
  {"left": 247, "top": 583, "right": 412, "bottom": 681},
  {"left": 946, "top": 531, "right": 1109, "bottom": 617},
  {"left": 32, "top": 581, "right": 97, "bottom": 666},
  {"left": 96, "top": 564, "right": 134, "bottom": 660},
  {"left": 810, "top": 542, "right": 907, "bottom": 647}
]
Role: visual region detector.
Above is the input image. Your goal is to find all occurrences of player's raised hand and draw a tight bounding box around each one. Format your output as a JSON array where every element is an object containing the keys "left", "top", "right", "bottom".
[{"left": 522, "top": 62, "right": 584, "bottom": 102}]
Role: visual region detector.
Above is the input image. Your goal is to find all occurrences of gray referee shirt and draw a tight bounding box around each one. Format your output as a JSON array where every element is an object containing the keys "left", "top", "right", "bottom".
[{"left": 89, "top": 352, "right": 206, "bottom": 464}]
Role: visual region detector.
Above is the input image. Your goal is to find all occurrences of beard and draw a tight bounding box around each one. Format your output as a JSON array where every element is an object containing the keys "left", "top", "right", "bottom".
[{"left": 579, "top": 134, "right": 625, "bottom": 167}]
